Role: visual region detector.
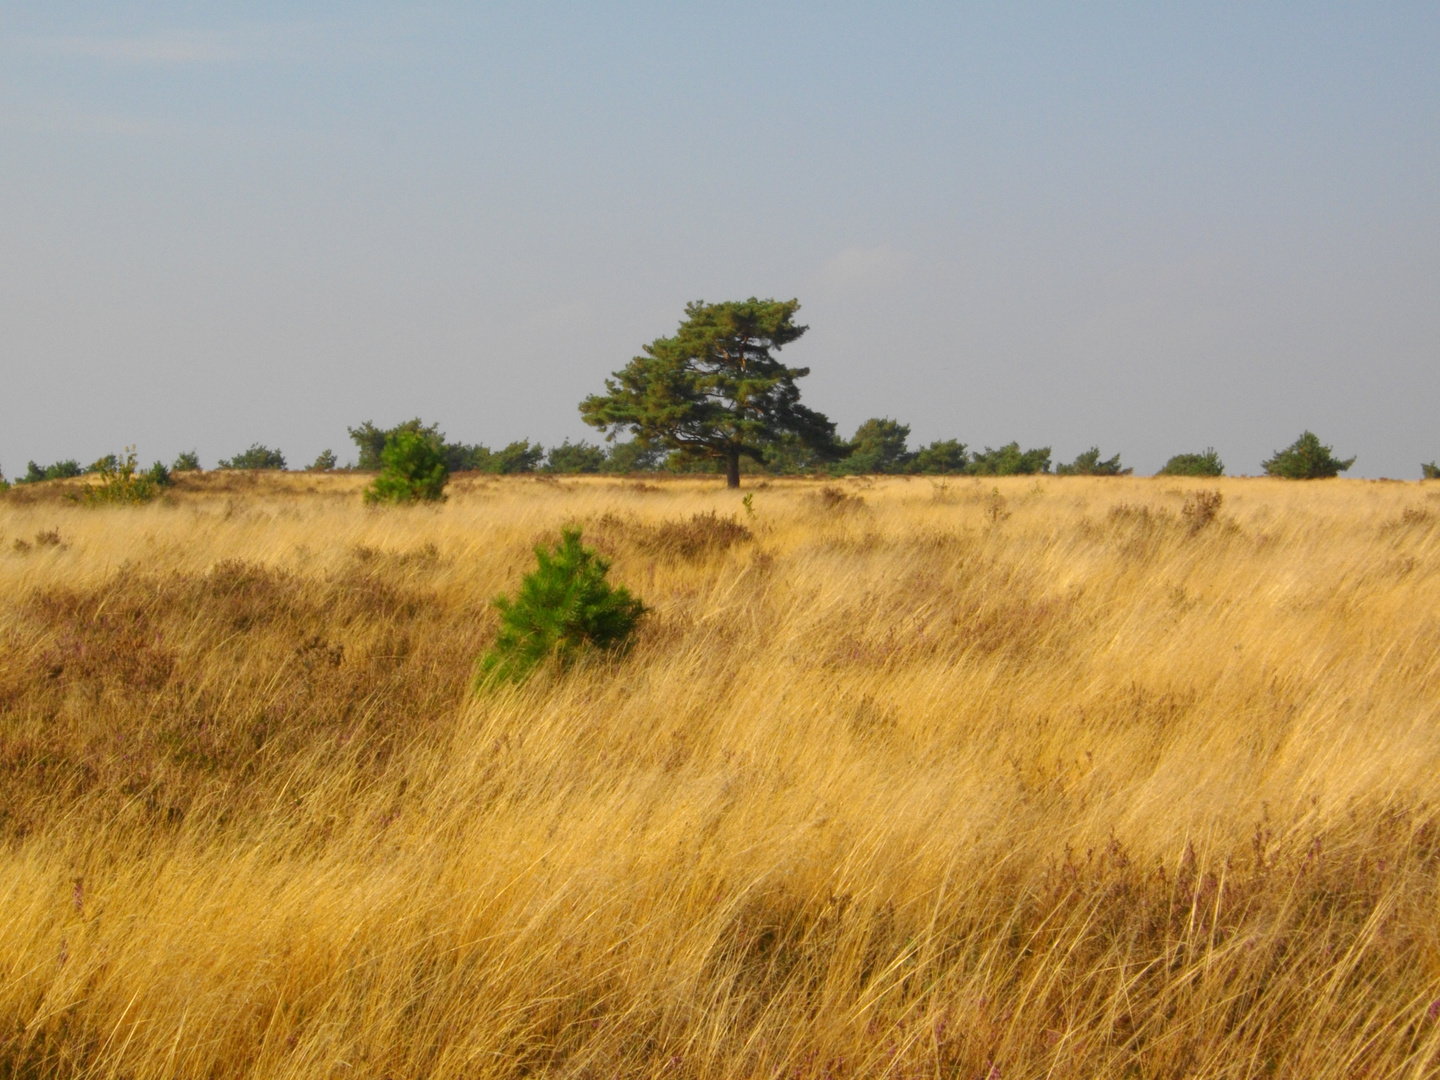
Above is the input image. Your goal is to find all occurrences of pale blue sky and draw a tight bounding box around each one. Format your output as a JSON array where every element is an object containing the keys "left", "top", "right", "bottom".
[{"left": 2, "top": 3, "right": 1437, "bottom": 475}]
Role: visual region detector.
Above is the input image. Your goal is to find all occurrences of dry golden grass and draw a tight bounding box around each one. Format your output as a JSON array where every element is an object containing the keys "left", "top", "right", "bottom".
[{"left": 2, "top": 471, "right": 1439, "bottom": 1078}]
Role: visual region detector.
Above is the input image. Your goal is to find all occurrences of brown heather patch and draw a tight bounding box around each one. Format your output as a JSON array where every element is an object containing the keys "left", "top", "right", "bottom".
[{"left": 0, "top": 474, "right": 1439, "bottom": 1078}]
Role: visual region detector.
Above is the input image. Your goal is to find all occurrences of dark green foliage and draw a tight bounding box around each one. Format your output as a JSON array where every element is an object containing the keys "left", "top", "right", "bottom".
[
  {"left": 445, "top": 442, "right": 493, "bottom": 472},
  {"left": 1262, "top": 431, "right": 1355, "bottom": 479},
  {"left": 835, "top": 418, "right": 914, "bottom": 475},
  {"left": 491, "top": 440, "right": 545, "bottom": 474},
  {"left": 171, "top": 450, "right": 201, "bottom": 472},
  {"left": 86, "top": 454, "right": 120, "bottom": 475},
  {"left": 147, "top": 461, "right": 173, "bottom": 488},
  {"left": 309, "top": 449, "right": 338, "bottom": 472},
  {"left": 760, "top": 432, "right": 830, "bottom": 475},
  {"left": 1158, "top": 449, "right": 1224, "bottom": 477},
  {"left": 349, "top": 418, "right": 501, "bottom": 474},
  {"left": 350, "top": 420, "right": 420, "bottom": 470},
  {"left": 546, "top": 440, "right": 608, "bottom": 474},
  {"left": 1057, "top": 447, "right": 1132, "bottom": 476},
  {"left": 580, "top": 298, "right": 839, "bottom": 488},
  {"left": 477, "top": 528, "right": 646, "bottom": 686},
  {"left": 969, "top": 442, "right": 1052, "bottom": 476},
  {"left": 910, "top": 439, "right": 969, "bottom": 475},
  {"left": 21, "top": 459, "right": 83, "bottom": 484},
  {"left": 1422, "top": 462, "right": 1439, "bottom": 480},
  {"left": 602, "top": 440, "right": 666, "bottom": 473},
  {"left": 364, "top": 429, "right": 449, "bottom": 504},
  {"left": 219, "top": 444, "right": 286, "bottom": 470}
]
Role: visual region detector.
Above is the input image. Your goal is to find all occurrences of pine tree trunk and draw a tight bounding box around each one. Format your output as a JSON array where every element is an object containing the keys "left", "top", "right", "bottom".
[{"left": 725, "top": 451, "right": 741, "bottom": 489}]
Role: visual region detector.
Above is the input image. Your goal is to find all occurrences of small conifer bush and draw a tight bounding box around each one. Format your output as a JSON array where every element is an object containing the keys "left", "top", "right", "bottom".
[
  {"left": 219, "top": 444, "right": 286, "bottom": 470},
  {"left": 477, "top": 528, "right": 646, "bottom": 686},
  {"left": 1057, "top": 447, "right": 1131, "bottom": 476},
  {"left": 172, "top": 450, "right": 201, "bottom": 472},
  {"left": 364, "top": 428, "right": 449, "bottom": 503},
  {"left": 1423, "top": 462, "right": 1439, "bottom": 480},
  {"left": 1262, "top": 431, "right": 1355, "bottom": 479},
  {"left": 1158, "top": 449, "right": 1224, "bottom": 477}
]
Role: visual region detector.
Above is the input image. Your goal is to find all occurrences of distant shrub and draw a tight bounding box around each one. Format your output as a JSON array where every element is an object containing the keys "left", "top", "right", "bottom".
[
  {"left": 308, "top": 449, "right": 339, "bottom": 472},
  {"left": 490, "top": 440, "right": 546, "bottom": 474},
  {"left": 1423, "top": 462, "right": 1439, "bottom": 480},
  {"left": 348, "top": 418, "right": 548, "bottom": 475},
  {"left": 969, "top": 442, "right": 1051, "bottom": 476},
  {"left": 21, "top": 459, "right": 83, "bottom": 484},
  {"left": 364, "top": 429, "right": 449, "bottom": 504},
  {"left": 602, "top": 439, "right": 666, "bottom": 474},
  {"left": 350, "top": 420, "right": 431, "bottom": 470},
  {"left": 476, "top": 527, "right": 646, "bottom": 686},
  {"left": 835, "top": 418, "right": 914, "bottom": 475},
  {"left": 546, "top": 440, "right": 608, "bottom": 474},
  {"left": 1057, "top": 447, "right": 1131, "bottom": 476},
  {"left": 171, "top": 450, "right": 201, "bottom": 472},
  {"left": 910, "top": 439, "right": 969, "bottom": 475},
  {"left": 1262, "top": 431, "right": 1354, "bottom": 480},
  {"left": 84, "top": 448, "right": 163, "bottom": 505},
  {"left": 219, "top": 444, "right": 286, "bottom": 470},
  {"left": 1158, "top": 449, "right": 1224, "bottom": 477},
  {"left": 441, "top": 443, "right": 488, "bottom": 472}
]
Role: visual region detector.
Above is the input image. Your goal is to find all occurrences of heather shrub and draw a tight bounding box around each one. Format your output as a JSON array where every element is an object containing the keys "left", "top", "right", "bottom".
[
  {"left": 815, "top": 485, "right": 863, "bottom": 511},
  {"left": 219, "top": 444, "right": 286, "bottom": 470},
  {"left": 1182, "top": 489, "right": 1223, "bottom": 534},
  {"left": 1158, "top": 448, "right": 1224, "bottom": 477},
  {"left": 476, "top": 528, "right": 646, "bottom": 686},
  {"left": 1262, "top": 431, "right": 1354, "bottom": 479},
  {"left": 364, "top": 429, "right": 449, "bottom": 504},
  {"left": 636, "top": 511, "right": 752, "bottom": 561}
]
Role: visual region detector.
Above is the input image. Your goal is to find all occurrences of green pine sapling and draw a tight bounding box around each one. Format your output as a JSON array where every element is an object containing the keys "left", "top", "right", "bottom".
[{"left": 476, "top": 528, "right": 646, "bottom": 686}]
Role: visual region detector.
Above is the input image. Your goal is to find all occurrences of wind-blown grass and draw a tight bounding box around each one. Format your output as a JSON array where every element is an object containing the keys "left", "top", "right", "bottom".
[{"left": 1, "top": 471, "right": 1439, "bottom": 1078}]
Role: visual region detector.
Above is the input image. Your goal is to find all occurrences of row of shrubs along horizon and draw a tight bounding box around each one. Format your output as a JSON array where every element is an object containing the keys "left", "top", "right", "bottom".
[
  {"left": 5, "top": 422, "right": 1409, "bottom": 494},
  {"left": 4, "top": 295, "right": 1429, "bottom": 494}
]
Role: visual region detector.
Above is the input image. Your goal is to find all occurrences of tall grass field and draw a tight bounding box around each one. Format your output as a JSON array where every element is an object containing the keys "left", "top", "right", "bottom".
[{"left": 2, "top": 472, "right": 1438, "bottom": 1078}]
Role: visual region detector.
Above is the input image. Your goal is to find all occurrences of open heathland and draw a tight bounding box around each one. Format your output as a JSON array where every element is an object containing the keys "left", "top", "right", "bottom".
[{"left": 2, "top": 472, "right": 1439, "bottom": 1078}]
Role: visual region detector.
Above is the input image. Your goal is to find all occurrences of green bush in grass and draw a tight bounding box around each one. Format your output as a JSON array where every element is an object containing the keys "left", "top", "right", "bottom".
[{"left": 476, "top": 528, "right": 646, "bottom": 687}]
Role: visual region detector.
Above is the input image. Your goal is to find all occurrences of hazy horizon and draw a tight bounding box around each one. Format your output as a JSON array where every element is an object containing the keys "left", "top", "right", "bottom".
[{"left": 3, "top": 4, "right": 1437, "bottom": 477}]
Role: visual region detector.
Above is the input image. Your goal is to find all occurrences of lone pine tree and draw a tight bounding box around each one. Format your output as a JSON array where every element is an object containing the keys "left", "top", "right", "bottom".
[{"left": 579, "top": 298, "right": 837, "bottom": 488}]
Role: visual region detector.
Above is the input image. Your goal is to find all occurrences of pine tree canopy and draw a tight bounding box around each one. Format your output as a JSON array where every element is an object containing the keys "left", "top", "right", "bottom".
[{"left": 579, "top": 298, "right": 837, "bottom": 488}]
